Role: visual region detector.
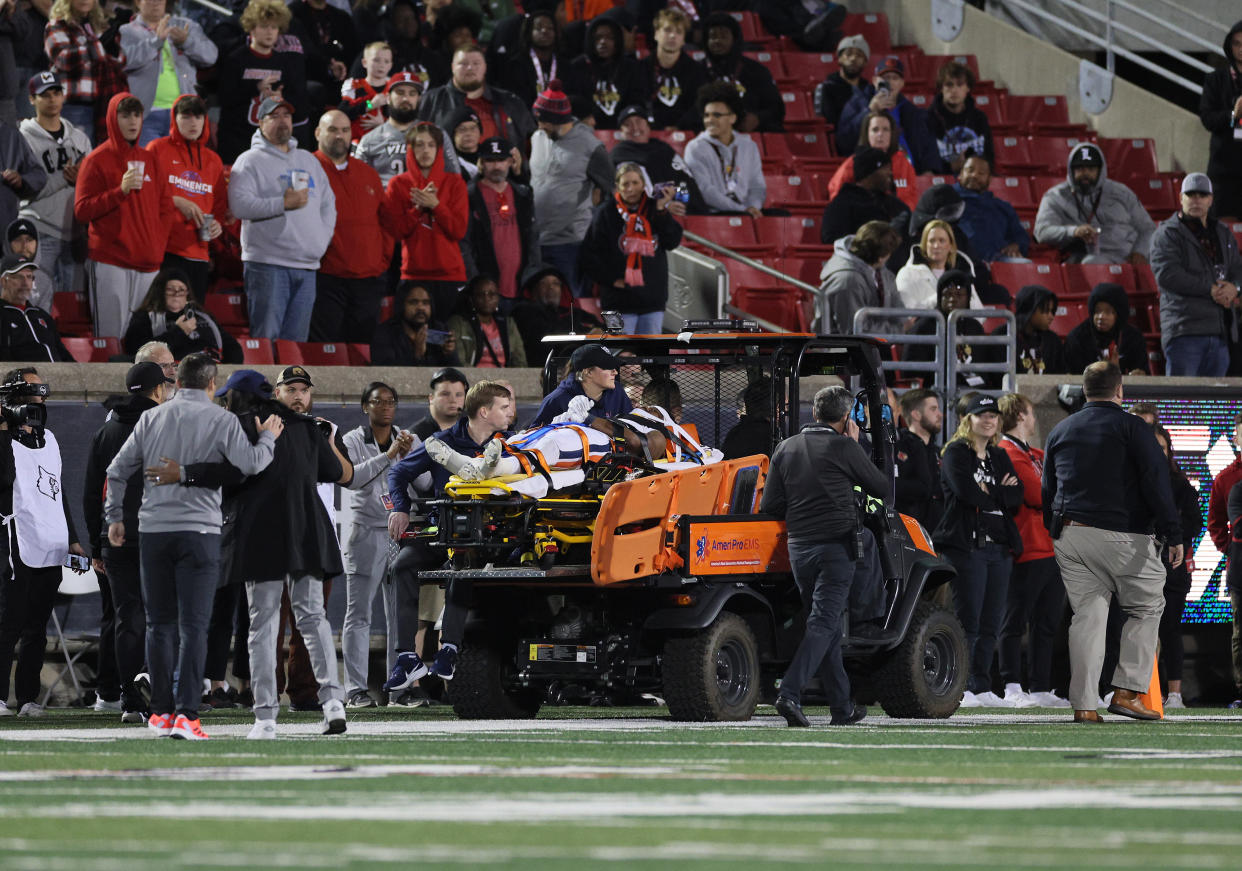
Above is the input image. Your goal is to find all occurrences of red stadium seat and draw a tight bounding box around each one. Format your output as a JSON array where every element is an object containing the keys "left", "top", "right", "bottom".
[
  {"left": 760, "top": 132, "right": 794, "bottom": 173},
  {"left": 1062, "top": 263, "right": 1135, "bottom": 297},
  {"left": 647, "top": 129, "right": 690, "bottom": 154},
  {"left": 990, "top": 261, "right": 1066, "bottom": 297},
  {"left": 1134, "top": 176, "right": 1180, "bottom": 216},
  {"left": 731, "top": 10, "right": 775, "bottom": 46},
  {"left": 379, "top": 295, "right": 393, "bottom": 322},
  {"left": 348, "top": 343, "right": 372, "bottom": 366},
  {"left": 1003, "top": 95, "right": 1070, "bottom": 132},
  {"left": 239, "top": 337, "right": 275, "bottom": 364},
  {"left": 1134, "top": 260, "right": 1159, "bottom": 296},
  {"left": 785, "top": 131, "right": 839, "bottom": 174},
  {"left": 203, "top": 292, "right": 248, "bottom": 328},
  {"left": 51, "top": 292, "right": 91, "bottom": 335},
  {"left": 725, "top": 260, "right": 780, "bottom": 290},
  {"left": 989, "top": 176, "right": 1035, "bottom": 210},
  {"left": 776, "top": 52, "right": 834, "bottom": 87},
  {"left": 973, "top": 94, "right": 1008, "bottom": 130},
  {"left": 731, "top": 287, "right": 808, "bottom": 331},
  {"left": 841, "top": 12, "right": 892, "bottom": 55},
  {"left": 780, "top": 91, "right": 814, "bottom": 124},
  {"left": 764, "top": 174, "right": 815, "bottom": 213},
  {"left": 1030, "top": 174, "right": 1063, "bottom": 202},
  {"left": 275, "top": 340, "right": 351, "bottom": 366},
  {"left": 1027, "top": 135, "right": 1095, "bottom": 174},
  {"left": 1143, "top": 303, "right": 1161, "bottom": 336},
  {"left": 1099, "top": 137, "right": 1159, "bottom": 179},
  {"left": 681, "top": 215, "right": 767, "bottom": 256},
  {"left": 743, "top": 51, "right": 785, "bottom": 80},
  {"left": 62, "top": 336, "right": 120, "bottom": 363},
  {"left": 907, "top": 54, "right": 981, "bottom": 85},
  {"left": 993, "top": 136, "right": 1036, "bottom": 173},
  {"left": 1051, "top": 301, "right": 1088, "bottom": 337}
]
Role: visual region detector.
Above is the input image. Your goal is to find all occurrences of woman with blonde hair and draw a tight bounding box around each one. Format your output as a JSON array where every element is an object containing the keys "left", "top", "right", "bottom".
[
  {"left": 933, "top": 393, "right": 1023, "bottom": 708},
  {"left": 45, "top": 0, "right": 128, "bottom": 143},
  {"left": 895, "top": 218, "right": 983, "bottom": 311}
]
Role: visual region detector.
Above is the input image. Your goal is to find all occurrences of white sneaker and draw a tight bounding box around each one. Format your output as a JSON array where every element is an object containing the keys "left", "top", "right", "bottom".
[
  {"left": 425, "top": 437, "right": 468, "bottom": 475},
  {"left": 974, "top": 691, "right": 1018, "bottom": 708},
  {"left": 0, "top": 701, "right": 13, "bottom": 717},
  {"left": 93, "top": 696, "right": 122, "bottom": 713},
  {"left": 246, "top": 719, "right": 278, "bottom": 740},
  {"left": 1028, "top": 691, "right": 1072, "bottom": 708},
  {"left": 321, "top": 698, "right": 347, "bottom": 735},
  {"left": 120, "top": 710, "right": 145, "bottom": 724},
  {"left": 17, "top": 702, "right": 43, "bottom": 718},
  {"left": 959, "top": 691, "right": 982, "bottom": 708},
  {"left": 1165, "top": 691, "right": 1186, "bottom": 709},
  {"left": 1101, "top": 691, "right": 1114, "bottom": 707},
  {"left": 1003, "top": 683, "right": 1039, "bottom": 708}
]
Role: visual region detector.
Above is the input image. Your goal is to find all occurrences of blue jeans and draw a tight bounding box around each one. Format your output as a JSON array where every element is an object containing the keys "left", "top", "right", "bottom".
[
  {"left": 779, "top": 537, "right": 857, "bottom": 714},
  {"left": 244, "top": 262, "right": 317, "bottom": 340},
  {"left": 540, "top": 243, "right": 588, "bottom": 298},
  {"left": 620, "top": 310, "right": 665, "bottom": 335},
  {"left": 140, "top": 531, "right": 220, "bottom": 718},
  {"left": 140, "top": 108, "right": 172, "bottom": 147},
  {"left": 1163, "top": 334, "right": 1229, "bottom": 377},
  {"left": 61, "top": 103, "right": 95, "bottom": 146},
  {"left": 945, "top": 542, "right": 1012, "bottom": 694}
]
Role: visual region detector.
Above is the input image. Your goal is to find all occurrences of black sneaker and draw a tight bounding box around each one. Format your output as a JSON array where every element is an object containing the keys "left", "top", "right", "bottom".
[
  {"left": 429, "top": 647, "right": 458, "bottom": 681},
  {"left": 774, "top": 695, "right": 810, "bottom": 727},
  {"left": 829, "top": 702, "right": 867, "bottom": 725},
  {"left": 205, "top": 687, "right": 237, "bottom": 710},
  {"left": 346, "top": 690, "right": 377, "bottom": 709},
  {"left": 382, "top": 651, "right": 429, "bottom": 692},
  {"left": 236, "top": 687, "right": 255, "bottom": 709},
  {"left": 389, "top": 687, "right": 433, "bottom": 708}
]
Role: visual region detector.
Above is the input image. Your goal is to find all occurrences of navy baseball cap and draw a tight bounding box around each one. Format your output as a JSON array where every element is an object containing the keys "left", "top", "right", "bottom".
[{"left": 214, "top": 369, "right": 273, "bottom": 398}]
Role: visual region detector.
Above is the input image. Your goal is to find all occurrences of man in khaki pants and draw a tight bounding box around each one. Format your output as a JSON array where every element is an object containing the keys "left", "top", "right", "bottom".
[{"left": 1041, "top": 362, "right": 1183, "bottom": 722}]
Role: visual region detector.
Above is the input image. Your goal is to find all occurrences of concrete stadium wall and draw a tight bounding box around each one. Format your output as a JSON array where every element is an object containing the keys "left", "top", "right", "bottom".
[{"left": 851, "top": 0, "right": 1210, "bottom": 173}]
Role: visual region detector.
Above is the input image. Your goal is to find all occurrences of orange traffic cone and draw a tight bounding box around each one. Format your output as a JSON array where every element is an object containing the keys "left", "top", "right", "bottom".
[{"left": 1138, "top": 656, "right": 1164, "bottom": 718}]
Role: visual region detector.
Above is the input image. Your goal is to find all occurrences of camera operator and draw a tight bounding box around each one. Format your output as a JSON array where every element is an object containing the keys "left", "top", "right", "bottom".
[
  {"left": 106, "top": 353, "right": 283, "bottom": 740},
  {"left": 0, "top": 368, "right": 87, "bottom": 717},
  {"left": 83, "top": 362, "right": 174, "bottom": 723},
  {"left": 761, "top": 385, "right": 888, "bottom": 728}
]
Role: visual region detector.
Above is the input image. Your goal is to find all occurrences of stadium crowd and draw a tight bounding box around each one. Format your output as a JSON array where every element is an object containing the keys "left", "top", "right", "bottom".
[{"left": 0, "top": 0, "right": 1239, "bottom": 732}]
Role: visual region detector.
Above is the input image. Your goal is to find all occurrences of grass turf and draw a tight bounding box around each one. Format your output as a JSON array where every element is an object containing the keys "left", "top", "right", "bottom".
[{"left": 1, "top": 706, "right": 1240, "bottom": 869}]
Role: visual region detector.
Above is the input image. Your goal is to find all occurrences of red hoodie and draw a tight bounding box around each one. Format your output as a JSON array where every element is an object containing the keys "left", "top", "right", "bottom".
[
  {"left": 1000, "top": 434, "right": 1054, "bottom": 563},
  {"left": 146, "top": 94, "right": 226, "bottom": 263},
  {"left": 385, "top": 139, "right": 468, "bottom": 281},
  {"left": 1209, "top": 455, "right": 1242, "bottom": 557},
  {"left": 314, "top": 149, "right": 396, "bottom": 279},
  {"left": 74, "top": 92, "right": 173, "bottom": 272}
]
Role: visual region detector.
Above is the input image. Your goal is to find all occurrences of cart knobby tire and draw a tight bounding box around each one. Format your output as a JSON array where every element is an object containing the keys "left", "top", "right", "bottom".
[
  {"left": 662, "top": 612, "right": 761, "bottom": 721},
  {"left": 873, "top": 601, "right": 967, "bottom": 718},
  {"left": 449, "top": 642, "right": 542, "bottom": 720}
]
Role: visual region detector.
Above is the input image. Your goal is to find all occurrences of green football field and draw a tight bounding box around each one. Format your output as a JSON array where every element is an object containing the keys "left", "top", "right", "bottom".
[{"left": 1, "top": 706, "right": 1240, "bottom": 870}]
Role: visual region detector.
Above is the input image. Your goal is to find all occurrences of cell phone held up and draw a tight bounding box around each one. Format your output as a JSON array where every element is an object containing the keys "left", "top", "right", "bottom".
[
  {"left": 425, "top": 328, "right": 451, "bottom": 346},
  {"left": 64, "top": 553, "right": 90, "bottom": 573}
]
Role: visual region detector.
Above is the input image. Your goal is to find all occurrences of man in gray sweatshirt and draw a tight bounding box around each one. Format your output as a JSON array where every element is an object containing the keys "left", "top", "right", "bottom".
[
  {"left": 228, "top": 96, "right": 336, "bottom": 341},
  {"left": 105, "top": 352, "right": 284, "bottom": 740}
]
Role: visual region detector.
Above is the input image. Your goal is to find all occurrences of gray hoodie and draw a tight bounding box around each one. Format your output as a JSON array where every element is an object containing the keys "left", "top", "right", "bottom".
[
  {"left": 104, "top": 388, "right": 277, "bottom": 535},
  {"left": 1033, "top": 142, "right": 1154, "bottom": 264},
  {"left": 17, "top": 117, "right": 91, "bottom": 242},
  {"left": 819, "top": 234, "right": 898, "bottom": 335},
  {"left": 228, "top": 129, "right": 336, "bottom": 270},
  {"left": 683, "top": 130, "right": 765, "bottom": 213},
  {"left": 119, "top": 17, "right": 217, "bottom": 114}
]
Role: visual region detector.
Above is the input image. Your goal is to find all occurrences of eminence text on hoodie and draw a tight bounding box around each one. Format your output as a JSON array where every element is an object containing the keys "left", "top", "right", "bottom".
[
  {"left": 147, "top": 93, "right": 226, "bottom": 263},
  {"left": 73, "top": 92, "right": 173, "bottom": 272}
]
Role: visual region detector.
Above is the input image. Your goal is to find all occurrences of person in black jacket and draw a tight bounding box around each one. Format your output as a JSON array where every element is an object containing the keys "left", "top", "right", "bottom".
[
  {"left": 578, "top": 161, "right": 683, "bottom": 335},
  {"left": 927, "top": 60, "right": 993, "bottom": 174},
  {"left": 122, "top": 268, "right": 243, "bottom": 364},
  {"left": 1152, "top": 423, "right": 1203, "bottom": 709},
  {"left": 722, "top": 377, "right": 773, "bottom": 460},
  {"left": 370, "top": 282, "right": 461, "bottom": 367},
  {"left": 464, "top": 137, "right": 540, "bottom": 309},
  {"left": 1042, "top": 362, "right": 1183, "bottom": 722},
  {"left": 894, "top": 387, "right": 944, "bottom": 534},
  {"left": 611, "top": 104, "right": 707, "bottom": 214},
  {"left": 817, "top": 34, "right": 870, "bottom": 128},
  {"left": 702, "top": 12, "right": 784, "bottom": 133},
  {"left": 996, "top": 284, "right": 1067, "bottom": 376},
  {"left": 820, "top": 147, "right": 908, "bottom": 244},
  {"left": 82, "top": 362, "right": 173, "bottom": 721},
  {"left": 1198, "top": 21, "right": 1242, "bottom": 220},
  {"left": 635, "top": 8, "right": 706, "bottom": 131},
  {"left": 565, "top": 14, "right": 642, "bottom": 130},
  {"left": 761, "top": 385, "right": 887, "bottom": 728},
  {"left": 1062, "top": 282, "right": 1149, "bottom": 376},
  {"left": 934, "top": 393, "right": 1024, "bottom": 707},
  {"left": 502, "top": 7, "right": 572, "bottom": 108},
  {"left": 0, "top": 257, "right": 71, "bottom": 362},
  {"left": 511, "top": 267, "right": 602, "bottom": 369}
]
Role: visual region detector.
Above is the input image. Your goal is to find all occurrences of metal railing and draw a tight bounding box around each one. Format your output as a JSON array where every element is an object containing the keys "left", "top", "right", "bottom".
[
  {"left": 853, "top": 307, "right": 946, "bottom": 394},
  {"left": 996, "top": 0, "right": 1224, "bottom": 100}
]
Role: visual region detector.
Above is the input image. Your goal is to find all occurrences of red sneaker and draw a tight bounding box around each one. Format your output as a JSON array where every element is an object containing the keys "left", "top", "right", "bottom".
[
  {"left": 169, "top": 714, "right": 209, "bottom": 741},
  {"left": 147, "top": 712, "right": 175, "bottom": 737}
]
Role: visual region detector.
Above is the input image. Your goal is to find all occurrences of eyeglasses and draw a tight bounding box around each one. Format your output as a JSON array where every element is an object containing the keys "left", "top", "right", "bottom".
[{"left": 368, "top": 398, "right": 398, "bottom": 408}]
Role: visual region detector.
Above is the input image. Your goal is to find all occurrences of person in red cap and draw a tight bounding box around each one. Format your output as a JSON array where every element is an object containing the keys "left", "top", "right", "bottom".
[
  {"left": 339, "top": 40, "right": 394, "bottom": 143},
  {"left": 355, "top": 71, "right": 428, "bottom": 186},
  {"left": 385, "top": 121, "right": 468, "bottom": 317},
  {"left": 146, "top": 94, "right": 224, "bottom": 300},
  {"left": 74, "top": 92, "right": 174, "bottom": 338},
  {"left": 310, "top": 109, "right": 398, "bottom": 342},
  {"left": 837, "top": 54, "right": 939, "bottom": 173}
]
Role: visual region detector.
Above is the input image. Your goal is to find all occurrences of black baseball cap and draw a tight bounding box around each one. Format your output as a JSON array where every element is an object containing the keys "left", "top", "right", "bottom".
[
  {"left": 276, "top": 365, "right": 313, "bottom": 387},
  {"left": 0, "top": 254, "right": 36, "bottom": 277},
  {"left": 126, "top": 362, "right": 173, "bottom": 394},
  {"left": 429, "top": 366, "right": 469, "bottom": 390},
  {"left": 569, "top": 343, "right": 622, "bottom": 372},
  {"left": 7, "top": 219, "right": 37, "bottom": 243},
  {"left": 963, "top": 394, "right": 999, "bottom": 416},
  {"left": 213, "top": 369, "right": 273, "bottom": 398},
  {"left": 617, "top": 104, "right": 650, "bottom": 126},
  {"left": 478, "top": 137, "right": 514, "bottom": 160}
]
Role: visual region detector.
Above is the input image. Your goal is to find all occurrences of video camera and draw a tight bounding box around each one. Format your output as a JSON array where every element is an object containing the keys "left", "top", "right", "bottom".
[{"left": 0, "top": 376, "right": 48, "bottom": 445}]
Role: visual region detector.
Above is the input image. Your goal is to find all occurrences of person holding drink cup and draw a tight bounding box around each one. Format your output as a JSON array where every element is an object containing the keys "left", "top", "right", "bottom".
[
  {"left": 147, "top": 94, "right": 223, "bottom": 300},
  {"left": 74, "top": 92, "right": 173, "bottom": 338}
]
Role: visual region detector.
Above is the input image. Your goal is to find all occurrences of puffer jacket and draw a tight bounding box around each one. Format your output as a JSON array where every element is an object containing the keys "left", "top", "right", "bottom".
[
  {"left": 894, "top": 245, "right": 983, "bottom": 311},
  {"left": 1151, "top": 211, "right": 1242, "bottom": 346},
  {"left": 1033, "top": 142, "right": 1155, "bottom": 263}
]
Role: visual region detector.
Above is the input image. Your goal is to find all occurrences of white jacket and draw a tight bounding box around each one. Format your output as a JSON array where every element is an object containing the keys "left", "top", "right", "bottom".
[{"left": 894, "top": 246, "right": 983, "bottom": 310}]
